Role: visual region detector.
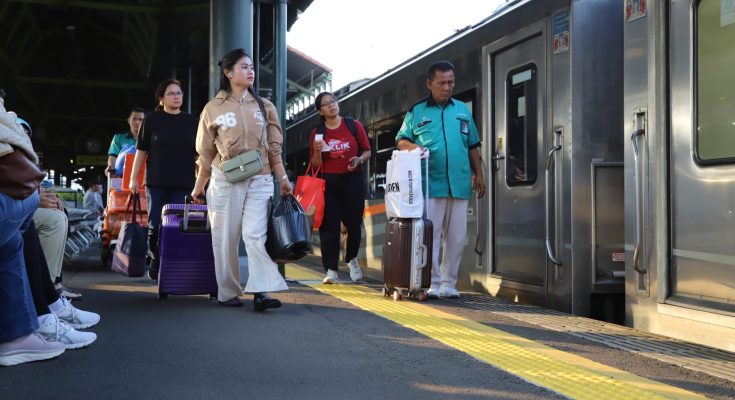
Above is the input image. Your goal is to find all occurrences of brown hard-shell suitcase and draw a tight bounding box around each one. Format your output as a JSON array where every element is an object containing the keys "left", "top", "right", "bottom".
[{"left": 382, "top": 217, "right": 432, "bottom": 300}]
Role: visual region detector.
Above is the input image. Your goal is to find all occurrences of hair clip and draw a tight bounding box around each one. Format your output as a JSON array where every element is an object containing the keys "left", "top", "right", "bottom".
[{"left": 217, "top": 60, "right": 223, "bottom": 67}]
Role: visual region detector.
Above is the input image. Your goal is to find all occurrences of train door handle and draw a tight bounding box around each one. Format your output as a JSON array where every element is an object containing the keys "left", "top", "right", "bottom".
[
  {"left": 491, "top": 153, "right": 504, "bottom": 172},
  {"left": 631, "top": 110, "right": 647, "bottom": 274},
  {"left": 545, "top": 143, "right": 562, "bottom": 266}
]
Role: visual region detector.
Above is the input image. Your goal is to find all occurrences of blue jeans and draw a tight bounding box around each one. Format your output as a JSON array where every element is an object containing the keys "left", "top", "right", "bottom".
[
  {"left": 0, "top": 192, "right": 40, "bottom": 342},
  {"left": 146, "top": 186, "right": 191, "bottom": 269}
]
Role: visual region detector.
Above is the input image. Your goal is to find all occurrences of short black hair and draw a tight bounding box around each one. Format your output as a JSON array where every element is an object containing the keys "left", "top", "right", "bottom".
[
  {"left": 130, "top": 107, "right": 145, "bottom": 115},
  {"left": 427, "top": 60, "right": 455, "bottom": 80}
]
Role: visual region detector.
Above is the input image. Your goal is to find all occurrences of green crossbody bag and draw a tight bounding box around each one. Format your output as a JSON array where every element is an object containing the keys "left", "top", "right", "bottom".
[
  {"left": 220, "top": 148, "right": 263, "bottom": 183},
  {"left": 220, "top": 99, "right": 268, "bottom": 183}
]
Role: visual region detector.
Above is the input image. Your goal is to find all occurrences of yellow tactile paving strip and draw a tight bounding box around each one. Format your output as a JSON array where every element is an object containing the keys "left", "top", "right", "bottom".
[{"left": 285, "top": 264, "right": 706, "bottom": 400}]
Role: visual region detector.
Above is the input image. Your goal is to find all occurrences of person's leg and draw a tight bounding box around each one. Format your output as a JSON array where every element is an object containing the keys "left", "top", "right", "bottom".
[
  {"left": 342, "top": 171, "right": 365, "bottom": 263},
  {"left": 319, "top": 173, "right": 343, "bottom": 274},
  {"left": 22, "top": 222, "right": 52, "bottom": 316},
  {"left": 439, "top": 197, "right": 468, "bottom": 294},
  {"left": 0, "top": 193, "right": 40, "bottom": 342},
  {"left": 31, "top": 208, "right": 67, "bottom": 283},
  {"left": 207, "top": 168, "right": 247, "bottom": 303},
  {"left": 145, "top": 186, "right": 165, "bottom": 279},
  {"left": 241, "top": 175, "right": 287, "bottom": 294},
  {"left": 426, "top": 198, "right": 447, "bottom": 295}
]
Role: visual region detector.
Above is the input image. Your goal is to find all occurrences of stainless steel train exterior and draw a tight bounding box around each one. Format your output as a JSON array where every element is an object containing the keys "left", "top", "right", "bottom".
[
  {"left": 624, "top": 0, "right": 735, "bottom": 351},
  {"left": 285, "top": 0, "right": 735, "bottom": 351}
]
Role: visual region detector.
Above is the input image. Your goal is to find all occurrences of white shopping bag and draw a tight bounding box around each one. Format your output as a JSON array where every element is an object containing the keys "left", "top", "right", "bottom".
[{"left": 385, "top": 149, "right": 424, "bottom": 218}]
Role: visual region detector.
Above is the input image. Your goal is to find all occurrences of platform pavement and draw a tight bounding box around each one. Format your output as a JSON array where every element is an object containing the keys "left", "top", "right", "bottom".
[{"left": 1, "top": 247, "right": 734, "bottom": 399}]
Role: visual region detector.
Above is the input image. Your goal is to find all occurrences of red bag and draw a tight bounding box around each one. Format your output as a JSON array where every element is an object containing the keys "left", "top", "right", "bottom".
[{"left": 294, "top": 164, "right": 325, "bottom": 230}]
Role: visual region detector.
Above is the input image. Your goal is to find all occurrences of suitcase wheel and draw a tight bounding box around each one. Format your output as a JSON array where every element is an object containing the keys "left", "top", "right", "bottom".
[
  {"left": 382, "top": 287, "right": 390, "bottom": 297},
  {"left": 209, "top": 293, "right": 217, "bottom": 300},
  {"left": 392, "top": 290, "right": 403, "bottom": 301},
  {"left": 158, "top": 293, "right": 168, "bottom": 300},
  {"left": 416, "top": 291, "right": 428, "bottom": 301}
]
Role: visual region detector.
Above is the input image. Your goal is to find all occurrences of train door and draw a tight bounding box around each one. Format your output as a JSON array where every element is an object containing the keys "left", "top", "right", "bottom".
[
  {"left": 668, "top": 0, "right": 735, "bottom": 313},
  {"left": 490, "top": 31, "right": 555, "bottom": 304}
]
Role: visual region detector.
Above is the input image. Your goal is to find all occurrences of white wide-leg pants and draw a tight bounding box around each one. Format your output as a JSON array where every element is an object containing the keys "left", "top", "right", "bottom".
[
  {"left": 427, "top": 197, "right": 468, "bottom": 290},
  {"left": 207, "top": 168, "right": 287, "bottom": 302}
]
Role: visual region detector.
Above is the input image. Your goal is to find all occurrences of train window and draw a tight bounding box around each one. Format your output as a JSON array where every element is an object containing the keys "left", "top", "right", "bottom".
[
  {"left": 506, "top": 65, "right": 538, "bottom": 185},
  {"left": 368, "top": 116, "right": 404, "bottom": 198},
  {"left": 695, "top": 0, "right": 735, "bottom": 163}
]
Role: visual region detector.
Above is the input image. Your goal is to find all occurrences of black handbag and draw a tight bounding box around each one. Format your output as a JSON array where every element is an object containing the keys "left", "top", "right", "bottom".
[
  {"left": 111, "top": 193, "right": 148, "bottom": 277},
  {"left": 266, "top": 195, "right": 312, "bottom": 263}
]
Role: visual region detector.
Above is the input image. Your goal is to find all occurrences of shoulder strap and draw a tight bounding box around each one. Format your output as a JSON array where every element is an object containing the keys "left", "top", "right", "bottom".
[{"left": 344, "top": 117, "right": 357, "bottom": 138}]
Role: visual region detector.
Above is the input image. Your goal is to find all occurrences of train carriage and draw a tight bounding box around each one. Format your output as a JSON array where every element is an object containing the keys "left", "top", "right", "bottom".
[{"left": 285, "top": 0, "right": 735, "bottom": 351}]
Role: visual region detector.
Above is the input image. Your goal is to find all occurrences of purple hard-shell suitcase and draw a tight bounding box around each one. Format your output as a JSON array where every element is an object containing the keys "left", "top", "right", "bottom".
[{"left": 157, "top": 203, "right": 218, "bottom": 300}]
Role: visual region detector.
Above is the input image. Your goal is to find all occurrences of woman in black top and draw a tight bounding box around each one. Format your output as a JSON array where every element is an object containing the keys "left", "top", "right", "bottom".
[{"left": 129, "top": 79, "right": 198, "bottom": 280}]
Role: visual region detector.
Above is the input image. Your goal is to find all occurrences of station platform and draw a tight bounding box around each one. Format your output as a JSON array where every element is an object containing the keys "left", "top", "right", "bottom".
[{"left": 2, "top": 245, "right": 735, "bottom": 400}]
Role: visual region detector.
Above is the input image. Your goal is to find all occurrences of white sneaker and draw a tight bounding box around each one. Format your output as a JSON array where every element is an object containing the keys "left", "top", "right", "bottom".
[
  {"left": 323, "top": 269, "right": 338, "bottom": 284},
  {"left": 347, "top": 258, "right": 362, "bottom": 282},
  {"left": 440, "top": 286, "right": 460, "bottom": 298},
  {"left": 0, "top": 332, "right": 65, "bottom": 366},
  {"left": 52, "top": 296, "right": 100, "bottom": 329},
  {"left": 426, "top": 285, "right": 441, "bottom": 299},
  {"left": 36, "top": 314, "right": 97, "bottom": 350}
]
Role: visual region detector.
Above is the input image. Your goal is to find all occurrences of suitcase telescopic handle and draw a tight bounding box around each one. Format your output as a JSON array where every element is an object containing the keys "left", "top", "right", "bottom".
[{"left": 182, "top": 195, "right": 210, "bottom": 232}]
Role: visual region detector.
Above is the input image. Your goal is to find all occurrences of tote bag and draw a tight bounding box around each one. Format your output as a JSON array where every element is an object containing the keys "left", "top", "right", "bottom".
[
  {"left": 266, "top": 196, "right": 312, "bottom": 263},
  {"left": 111, "top": 193, "right": 148, "bottom": 277},
  {"left": 385, "top": 149, "right": 424, "bottom": 218},
  {"left": 294, "top": 163, "right": 325, "bottom": 230}
]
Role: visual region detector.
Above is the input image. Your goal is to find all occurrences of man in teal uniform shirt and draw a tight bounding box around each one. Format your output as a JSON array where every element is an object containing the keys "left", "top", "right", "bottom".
[
  {"left": 106, "top": 107, "right": 145, "bottom": 177},
  {"left": 395, "top": 60, "right": 486, "bottom": 299}
]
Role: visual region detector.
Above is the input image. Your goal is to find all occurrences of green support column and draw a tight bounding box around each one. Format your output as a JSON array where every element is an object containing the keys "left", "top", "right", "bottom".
[{"left": 274, "top": 0, "right": 288, "bottom": 277}]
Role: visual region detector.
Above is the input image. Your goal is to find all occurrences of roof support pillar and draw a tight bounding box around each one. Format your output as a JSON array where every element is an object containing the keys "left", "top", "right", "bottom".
[{"left": 209, "top": 0, "right": 253, "bottom": 98}]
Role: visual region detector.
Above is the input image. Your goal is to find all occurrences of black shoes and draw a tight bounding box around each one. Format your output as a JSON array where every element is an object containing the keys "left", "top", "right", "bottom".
[
  {"left": 253, "top": 292, "right": 281, "bottom": 312},
  {"left": 218, "top": 297, "right": 244, "bottom": 307}
]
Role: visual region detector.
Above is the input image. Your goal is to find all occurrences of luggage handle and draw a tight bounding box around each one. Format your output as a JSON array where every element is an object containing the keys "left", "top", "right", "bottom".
[
  {"left": 417, "top": 243, "right": 428, "bottom": 269},
  {"left": 183, "top": 195, "right": 210, "bottom": 232}
]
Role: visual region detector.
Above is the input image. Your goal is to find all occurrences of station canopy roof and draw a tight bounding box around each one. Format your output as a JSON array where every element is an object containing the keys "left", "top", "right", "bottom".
[{"left": 0, "top": 0, "right": 317, "bottom": 176}]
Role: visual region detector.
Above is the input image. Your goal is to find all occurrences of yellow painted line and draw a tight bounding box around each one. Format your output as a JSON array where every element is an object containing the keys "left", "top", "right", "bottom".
[
  {"left": 285, "top": 265, "right": 706, "bottom": 400},
  {"left": 285, "top": 264, "right": 324, "bottom": 281}
]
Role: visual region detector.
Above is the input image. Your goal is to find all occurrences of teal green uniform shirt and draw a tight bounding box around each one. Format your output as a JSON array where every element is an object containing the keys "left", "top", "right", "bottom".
[
  {"left": 395, "top": 97, "right": 480, "bottom": 200},
  {"left": 107, "top": 132, "right": 137, "bottom": 156}
]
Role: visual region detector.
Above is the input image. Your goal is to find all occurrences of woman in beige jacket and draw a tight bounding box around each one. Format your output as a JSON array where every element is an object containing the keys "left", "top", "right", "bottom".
[{"left": 192, "top": 48, "right": 292, "bottom": 311}]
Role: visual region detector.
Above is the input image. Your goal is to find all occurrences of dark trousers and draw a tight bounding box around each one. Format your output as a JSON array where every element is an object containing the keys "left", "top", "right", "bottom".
[
  {"left": 319, "top": 171, "right": 365, "bottom": 272},
  {"left": 22, "top": 222, "right": 59, "bottom": 316},
  {"left": 146, "top": 186, "right": 191, "bottom": 271}
]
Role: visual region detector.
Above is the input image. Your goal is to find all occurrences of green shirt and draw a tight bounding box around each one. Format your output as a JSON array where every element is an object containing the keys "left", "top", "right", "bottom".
[
  {"left": 395, "top": 97, "right": 480, "bottom": 200},
  {"left": 107, "top": 132, "right": 137, "bottom": 156}
]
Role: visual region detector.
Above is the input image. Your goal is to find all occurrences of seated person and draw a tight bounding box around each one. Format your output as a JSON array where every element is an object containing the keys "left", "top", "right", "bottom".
[
  {"left": 17, "top": 117, "right": 81, "bottom": 300},
  {"left": 83, "top": 181, "right": 104, "bottom": 217},
  {"left": 23, "top": 222, "right": 99, "bottom": 349}
]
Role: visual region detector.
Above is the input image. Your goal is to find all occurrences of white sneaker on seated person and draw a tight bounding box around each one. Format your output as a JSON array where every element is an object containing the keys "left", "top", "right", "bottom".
[
  {"left": 49, "top": 296, "right": 100, "bottom": 329},
  {"left": 36, "top": 314, "right": 97, "bottom": 350},
  {"left": 0, "top": 333, "right": 65, "bottom": 367},
  {"left": 55, "top": 283, "right": 82, "bottom": 301},
  {"left": 426, "top": 285, "right": 441, "bottom": 299}
]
